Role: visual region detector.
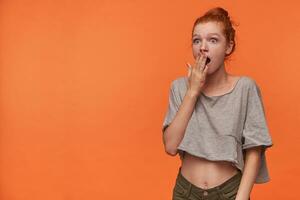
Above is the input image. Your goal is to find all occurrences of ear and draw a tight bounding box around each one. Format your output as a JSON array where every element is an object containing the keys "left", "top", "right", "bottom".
[{"left": 225, "top": 40, "right": 234, "bottom": 55}]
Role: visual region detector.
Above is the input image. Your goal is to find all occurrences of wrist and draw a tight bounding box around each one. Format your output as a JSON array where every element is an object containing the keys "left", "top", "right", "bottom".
[{"left": 186, "top": 89, "right": 200, "bottom": 99}]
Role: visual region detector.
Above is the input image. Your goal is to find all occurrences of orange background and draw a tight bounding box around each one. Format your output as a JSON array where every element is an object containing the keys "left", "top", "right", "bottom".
[{"left": 1, "top": 0, "right": 299, "bottom": 199}]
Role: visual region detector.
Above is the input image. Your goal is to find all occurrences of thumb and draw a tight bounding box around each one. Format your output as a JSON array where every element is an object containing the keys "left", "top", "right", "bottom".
[{"left": 186, "top": 63, "right": 192, "bottom": 78}]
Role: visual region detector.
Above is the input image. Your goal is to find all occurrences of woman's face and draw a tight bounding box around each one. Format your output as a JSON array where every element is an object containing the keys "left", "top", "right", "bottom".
[{"left": 192, "top": 21, "right": 233, "bottom": 74}]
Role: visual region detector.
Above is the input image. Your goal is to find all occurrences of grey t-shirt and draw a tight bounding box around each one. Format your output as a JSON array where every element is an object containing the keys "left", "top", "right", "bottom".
[{"left": 162, "top": 75, "right": 273, "bottom": 184}]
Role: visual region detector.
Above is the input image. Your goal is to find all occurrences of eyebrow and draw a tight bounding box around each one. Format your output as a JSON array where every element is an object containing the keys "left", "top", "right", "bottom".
[{"left": 192, "top": 33, "right": 221, "bottom": 37}]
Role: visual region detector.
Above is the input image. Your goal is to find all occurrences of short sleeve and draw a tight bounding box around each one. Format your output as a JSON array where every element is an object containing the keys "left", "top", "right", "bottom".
[
  {"left": 242, "top": 80, "right": 273, "bottom": 183},
  {"left": 162, "top": 81, "right": 181, "bottom": 134}
]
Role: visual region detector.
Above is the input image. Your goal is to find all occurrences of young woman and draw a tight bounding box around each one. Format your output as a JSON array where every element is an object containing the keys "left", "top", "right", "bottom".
[{"left": 162, "top": 7, "right": 273, "bottom": 200}]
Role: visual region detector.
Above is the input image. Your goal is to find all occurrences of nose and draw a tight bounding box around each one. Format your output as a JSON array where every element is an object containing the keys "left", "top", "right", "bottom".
[{"left": 199, "top": 41, "right": 208, "bottom": 54}]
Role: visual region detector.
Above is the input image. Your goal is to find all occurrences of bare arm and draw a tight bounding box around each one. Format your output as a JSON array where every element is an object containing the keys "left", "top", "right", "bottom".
[
  {"left": 163, "top": 52, "right": 209, "bottom": 156},
  {"left": 236, "top": 146, "right": 263, "bottom": 200},
  {"left": 162, "top": 89, "right": 198, "bottom": 156}
]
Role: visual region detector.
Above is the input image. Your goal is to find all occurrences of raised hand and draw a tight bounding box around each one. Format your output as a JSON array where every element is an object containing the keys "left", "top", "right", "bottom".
[{"left": 186, "top": 53, "right": 210, "bottom": 97}]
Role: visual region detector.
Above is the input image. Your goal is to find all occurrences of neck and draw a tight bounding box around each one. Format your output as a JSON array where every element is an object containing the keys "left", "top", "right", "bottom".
[{"left": 204, "top": 63, "right": 229, "bottom": 88}]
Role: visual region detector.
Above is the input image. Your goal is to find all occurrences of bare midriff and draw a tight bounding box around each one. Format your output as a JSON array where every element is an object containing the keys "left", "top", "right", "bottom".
[
  {"left": 180, "top": 152, "right": 239, "bottom": 189},
  {"left": 179, "top": 75, "right": 242, "bottom": 189}
]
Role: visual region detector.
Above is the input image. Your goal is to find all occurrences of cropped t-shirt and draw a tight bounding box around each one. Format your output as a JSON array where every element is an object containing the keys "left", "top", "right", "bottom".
[{"left": 162, "top": 75, "right": 274, "bottom": 184}]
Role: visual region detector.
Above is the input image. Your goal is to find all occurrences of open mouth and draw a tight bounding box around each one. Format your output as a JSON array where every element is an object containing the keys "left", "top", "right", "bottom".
[{"left": 205, "top": 57, "right": 211, "bottom": 65}]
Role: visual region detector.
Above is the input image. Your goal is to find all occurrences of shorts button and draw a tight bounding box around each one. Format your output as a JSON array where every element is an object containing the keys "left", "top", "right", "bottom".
[{"left": 203, "top": 191, "right": 208, "bottom": 196}]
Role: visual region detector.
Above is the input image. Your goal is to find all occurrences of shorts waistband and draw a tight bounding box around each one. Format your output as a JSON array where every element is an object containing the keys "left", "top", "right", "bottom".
[{"left": 176, "top": 166, "right": 242, "bottom": 193}]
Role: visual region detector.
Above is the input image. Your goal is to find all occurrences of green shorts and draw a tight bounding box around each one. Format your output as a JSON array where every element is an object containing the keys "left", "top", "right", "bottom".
[{"left": 172, "top": 166, "right": 250, "bottom": 200}]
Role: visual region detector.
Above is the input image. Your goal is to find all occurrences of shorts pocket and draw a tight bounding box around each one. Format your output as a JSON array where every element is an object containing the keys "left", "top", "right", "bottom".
[
  {"left": 172, "top": 180, "right": 186, "bottom": 198},
  {"left": 221, "top": 181, "right": 240, "bottom": 200}
]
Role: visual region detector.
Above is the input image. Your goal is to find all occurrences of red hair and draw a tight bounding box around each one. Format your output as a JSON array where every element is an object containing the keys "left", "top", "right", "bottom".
[{"left": 192, "top": 7, "right": 238, "bottom": 59}]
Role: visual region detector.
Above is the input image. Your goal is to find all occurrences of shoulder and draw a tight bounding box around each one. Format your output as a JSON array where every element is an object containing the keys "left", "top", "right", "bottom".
[
  {"left": 168, "top": 76, "right": 189, "bottom": 99},
  {"left": 171, "top": 76, "right": 188, "bottom": 90},
  {"left": 240, "top": 75, "right": 260, "bottom": 90},
  {"left": 239, "top": 76, "right": 264, "bottom": 100},
  {"left": 240, "top": 75, "right": 257, "bottom": 86}
]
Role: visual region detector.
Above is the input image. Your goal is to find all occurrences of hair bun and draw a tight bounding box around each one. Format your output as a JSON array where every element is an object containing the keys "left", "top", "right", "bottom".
[{"left": 205, "top": 7, "right": 229, "bottom": 19}]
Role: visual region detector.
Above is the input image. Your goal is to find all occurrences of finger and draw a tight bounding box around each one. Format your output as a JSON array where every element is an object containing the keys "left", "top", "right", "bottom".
[
  {"left": 186, "top": 62, "right": 193, "bottom": 71},
  {"left": 196, "top": 53, "right": 203, "bottom": 71},
  {"left": 186, "top": 63, "right": 192, "bottom": 77},
  {"left": 203, "top": 64, "right": 209, "bottom": 76},
  {"left": 188, "top": 67, "right": 191, "bottom": 78},
  {"left": 186, "top": 62, "right": 192, "bottom": 68},
  {"left": 194, "top": 55, "right": 199, "bottom": 71},
  {"left": 196, "top": 53, "right": 201, "bottom": 62},
  {"left": 198, "top": 53, "right": 205, "bottom": 71},
  {"left": 200, "top": 54, "right": 208, "bottom": 71}
]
